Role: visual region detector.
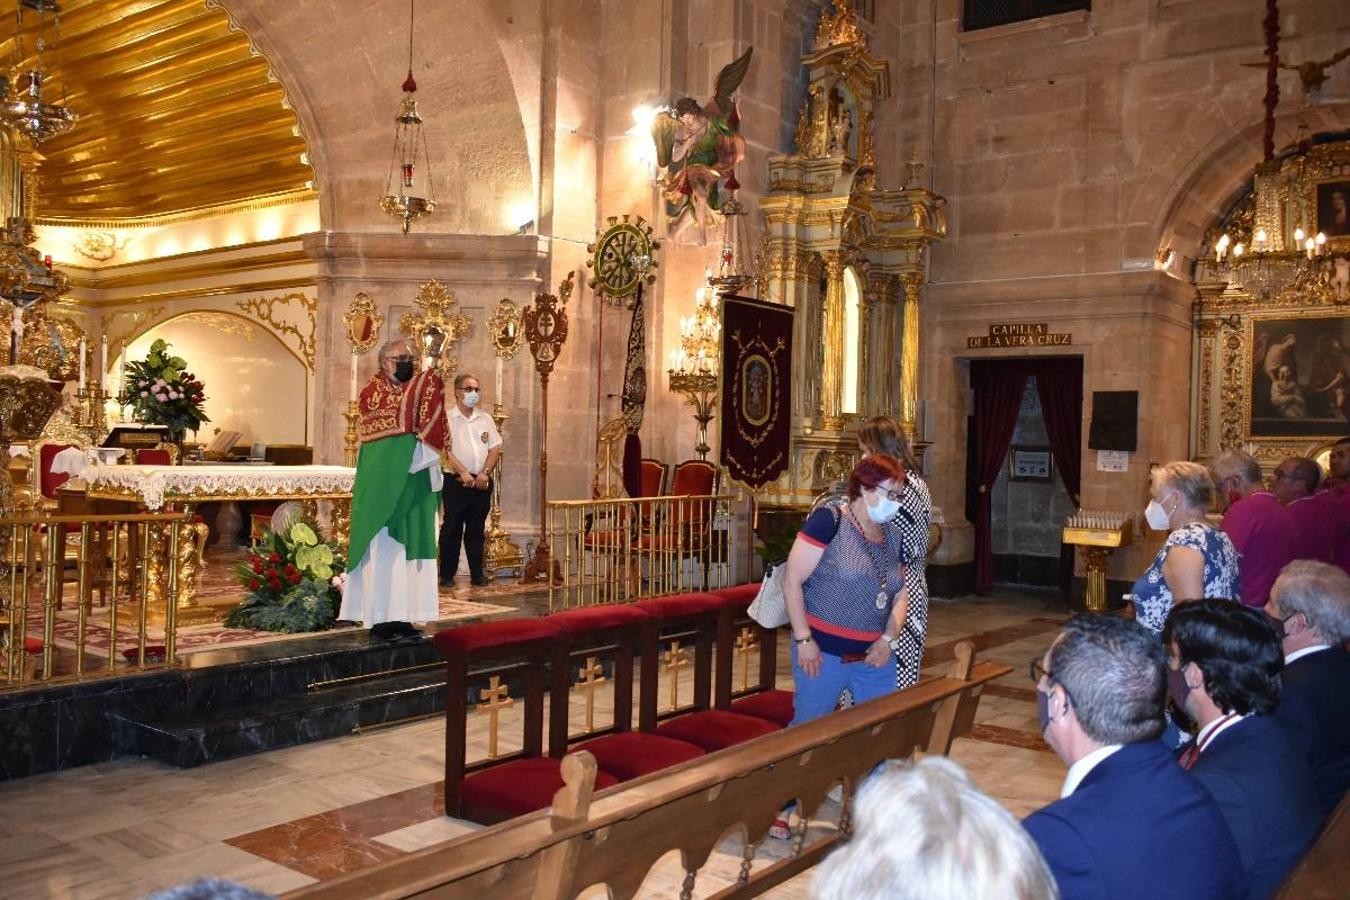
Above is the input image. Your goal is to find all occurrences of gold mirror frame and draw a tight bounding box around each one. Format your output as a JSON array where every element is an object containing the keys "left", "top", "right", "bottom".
[
  {"left": 488, "top": 299, "right": 523, "bottom": 360},
  {"left": 342, "top": 292, "right": 384, "bottom": 355},
  {"left": 400, "top": 280, "right": 472, "bottom": 378}
]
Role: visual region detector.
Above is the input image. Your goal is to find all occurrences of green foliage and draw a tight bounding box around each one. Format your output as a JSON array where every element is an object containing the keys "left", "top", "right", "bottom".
[
  {"left": 122, "top": 338, "right": 209, "bottom": 441},
  {"left": 226, "top": 515, "right": 347, "bottom": 633}
]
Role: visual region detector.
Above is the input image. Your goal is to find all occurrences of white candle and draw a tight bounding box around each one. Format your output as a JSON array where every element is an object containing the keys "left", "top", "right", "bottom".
[
  {"left": 349, "top": 351, "right": 358, "bottom": 402},
  {"left": 77, "top": 338, "right": 85, "bottom": 388},
  {"left": 495, "top": 354, "right": 503, "bottom": 400},
  {"left": 119, "top": 341, "right": 127, "bottom": 396},
  {"left": 100, "top": 335, "right": 108, "bottom": 385}
]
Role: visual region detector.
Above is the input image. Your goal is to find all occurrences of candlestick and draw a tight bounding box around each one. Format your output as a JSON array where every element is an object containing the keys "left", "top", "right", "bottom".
[{"left": 78, "top": 338, "right": 86, "bottom": 388}]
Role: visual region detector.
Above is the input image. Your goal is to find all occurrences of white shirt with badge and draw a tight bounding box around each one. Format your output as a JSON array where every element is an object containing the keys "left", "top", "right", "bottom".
[{"left": 446, "top": 405, "right": 502, "bottom": 476}]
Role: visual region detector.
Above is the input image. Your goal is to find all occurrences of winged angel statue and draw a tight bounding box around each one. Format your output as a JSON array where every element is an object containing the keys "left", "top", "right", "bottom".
[{"left": 651, "top": 47, "right": 753, "bottom": 241}]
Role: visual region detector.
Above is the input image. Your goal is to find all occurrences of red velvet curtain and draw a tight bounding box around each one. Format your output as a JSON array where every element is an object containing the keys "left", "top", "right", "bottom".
[
  {"left": 1034, "top": 358, "right": 1083, "bottom": 505},
  {"left": 971, "top": 361, "right": 1029, "bottom": 594}
]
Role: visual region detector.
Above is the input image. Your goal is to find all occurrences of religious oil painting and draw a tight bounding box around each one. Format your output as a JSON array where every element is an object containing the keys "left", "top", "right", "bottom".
[
  {"left": 1249, "top": 315, "right": 1350, "bottom": 437},
  {"left": 1316, "top": 180, "right": 1350, "bottom": 238},
  {"left": 741, "top": 354, "right": 771, "bottom": 426}
]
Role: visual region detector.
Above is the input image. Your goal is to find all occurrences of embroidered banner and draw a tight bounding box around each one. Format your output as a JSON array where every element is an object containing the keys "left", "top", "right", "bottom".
[
  {"left": 620, "top": 284, "right": 647, "bottom": 497},
  {"left": 719, "top": 294, "right": 793, "bottom": 489}
]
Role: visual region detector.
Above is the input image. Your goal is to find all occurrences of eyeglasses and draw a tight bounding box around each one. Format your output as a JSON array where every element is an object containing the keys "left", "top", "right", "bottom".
[
  {"left": 868, "top": 484, "right": 904, "bottom": 503},
  {"left": 1029, "top": 657, "right": 1075, "bottom": 705},
  {"left": 390, "top": 355, "right": 413, "bottom": 364},
  {"left": 459, "top": 385, "right": 480, "bottom": 393}
]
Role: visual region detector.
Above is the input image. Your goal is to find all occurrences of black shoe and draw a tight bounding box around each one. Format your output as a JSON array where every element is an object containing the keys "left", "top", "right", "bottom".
[
  {"left": 438, "top": 577, "right": 455, "bottom": 589},
  {"left": 371, "top": 621, "right": 420, "bottom": 640},
  {"left": 471, "top": 575, "right": 490, "bottom": 587}
]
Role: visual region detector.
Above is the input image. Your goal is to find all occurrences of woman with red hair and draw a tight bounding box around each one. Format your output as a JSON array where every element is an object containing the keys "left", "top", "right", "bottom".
[{"left": 783, "top": 453, "right": 911, "bottom": 726}]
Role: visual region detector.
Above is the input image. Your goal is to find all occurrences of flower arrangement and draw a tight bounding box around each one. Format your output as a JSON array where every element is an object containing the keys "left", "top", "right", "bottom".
[
  {"left": 122, "top": 338, "right": 209, "bottom": 441},
  {"left": 224, "top": 517, "right": 347, "bottom": 633}
]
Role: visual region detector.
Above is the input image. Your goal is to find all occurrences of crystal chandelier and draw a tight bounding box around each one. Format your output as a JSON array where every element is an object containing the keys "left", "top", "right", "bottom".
[
  {"left": 1, "top": 1, "right": 77, "bottom": 144},
  {"left": 379, "top": 0, "right": 436, "bottom": 234}
]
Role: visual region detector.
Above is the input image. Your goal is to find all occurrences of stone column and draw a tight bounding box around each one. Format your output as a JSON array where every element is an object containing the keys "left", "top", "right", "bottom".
[
  {"left": 898, "top": 272, "right": 922, "bottom": 440},
  {"left": 819, "top": 250, "right": 846, "bottom": 431}
]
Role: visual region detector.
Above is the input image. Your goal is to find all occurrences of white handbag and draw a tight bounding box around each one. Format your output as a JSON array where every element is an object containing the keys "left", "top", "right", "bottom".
[{"left": 747, "top": 563, "right": 789, "bottom": 628}]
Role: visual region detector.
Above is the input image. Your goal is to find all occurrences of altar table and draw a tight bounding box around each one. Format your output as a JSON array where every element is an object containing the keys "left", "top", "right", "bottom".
[{"left": 82, "top": 464, "right": 356, "bottom": 617}]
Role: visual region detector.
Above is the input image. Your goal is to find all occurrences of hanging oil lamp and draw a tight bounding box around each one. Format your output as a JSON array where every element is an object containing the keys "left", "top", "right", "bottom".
[{"left": 379, "top": 0, "right": 436, "bottom": 234}]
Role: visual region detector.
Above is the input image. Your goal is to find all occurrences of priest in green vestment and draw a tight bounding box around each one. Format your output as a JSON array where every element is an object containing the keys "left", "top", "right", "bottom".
[{"left": 340, "top": 340, "right": 448, "bottom": 636}]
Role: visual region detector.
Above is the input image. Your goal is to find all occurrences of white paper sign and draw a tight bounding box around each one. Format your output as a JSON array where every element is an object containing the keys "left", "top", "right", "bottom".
[{"left": 1097, "top": 450, "right": 1128, "bottom": 472}]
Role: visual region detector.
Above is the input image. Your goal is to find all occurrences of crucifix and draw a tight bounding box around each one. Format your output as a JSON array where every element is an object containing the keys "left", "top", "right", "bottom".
[
  {"left": 663, "top": 640, "right": 690, "bottom": 712},
  {"left": 575, "top": 655, "right": 607, "bottom": 734},
  {"left": 521, "top": 271, "right": 574, "bottom": 585},
  {"left": 477, "top": 675, "right": 515, "bottom": 759}
]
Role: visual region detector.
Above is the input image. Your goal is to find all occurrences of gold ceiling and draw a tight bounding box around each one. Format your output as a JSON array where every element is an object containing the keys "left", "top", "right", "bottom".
[{"left": 4, "top": 0, "right": 315, "bottom": 223}]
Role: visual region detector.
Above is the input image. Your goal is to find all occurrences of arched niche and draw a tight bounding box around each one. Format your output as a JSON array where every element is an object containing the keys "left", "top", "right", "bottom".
[
  {"left": 116, "top": 311, "right": 310, "bottom": 447},
  {"left": 218, "top": 0, "right": 535, "bottom": 234},
  {"left": 842, "top": 265, "right": 862, "bottom": 415}
]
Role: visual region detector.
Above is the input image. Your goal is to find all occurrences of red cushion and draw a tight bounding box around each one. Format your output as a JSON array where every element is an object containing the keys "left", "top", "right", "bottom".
[
  {"left": 432, "top": 618, "right": 559, "bottom": 656},
  {"left": 23, "top": 637, "right": 43, "bottom": 655},
  {"left": 712, "top": 583, "right": 760, "bottom": 609},
  {"left": 136, "top": 449, "right": 172, "bottom": 465},
  {"left": 653, "top": 710, "right": 781, "bottom": 751},
  {"left": 460, "top": 757, "right": 620, "bottom": 820},
  {"left": 730, "top": 690, "right": 795, "bottom": 728},
  {"left": 548, "top": 604, "right": 649, "bottom": 635},
  {"left": 575, "top": 732, "right": 705, "bottom": 781},
  {"left": 38, "top": 443, "right": 76, "bottom": 500},
  {"left": 634, "top": 593, "right": 723, "bottom": 620}
]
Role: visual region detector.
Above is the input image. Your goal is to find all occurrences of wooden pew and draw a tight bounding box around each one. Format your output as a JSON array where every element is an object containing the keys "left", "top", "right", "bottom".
[
  {"left": 287, "top": 642, "right": 1008, "bottom": 900},
  {"left": 1274, "top": 790, "right": 1350, "bottom": 899}
]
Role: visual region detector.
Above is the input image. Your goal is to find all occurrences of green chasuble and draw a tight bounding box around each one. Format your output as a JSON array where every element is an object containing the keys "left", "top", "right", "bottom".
[{"left": 347, "top": 433, "right": 440, "bottom": 569}]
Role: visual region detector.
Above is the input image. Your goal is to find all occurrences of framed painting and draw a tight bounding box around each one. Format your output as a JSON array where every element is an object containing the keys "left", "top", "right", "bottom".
[
  {"left": 1248, "top": 314, "right": 1350, "bottom": 438},
  {"left": 1316, "top": 180, "right": 1350, "bottom": 239},
  {"left": 1009, "top": 445, "right": 1052, "bottom": 482}
]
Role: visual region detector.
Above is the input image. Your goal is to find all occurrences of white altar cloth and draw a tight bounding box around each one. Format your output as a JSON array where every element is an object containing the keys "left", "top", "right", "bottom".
[{"left": 83, "top": 464, "right": 357, "bottom": 510}]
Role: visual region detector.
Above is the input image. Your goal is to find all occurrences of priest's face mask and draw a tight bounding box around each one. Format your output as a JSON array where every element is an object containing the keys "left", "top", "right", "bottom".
[{"left": 382, "top": 344, "right": 414, "bottom": 383}]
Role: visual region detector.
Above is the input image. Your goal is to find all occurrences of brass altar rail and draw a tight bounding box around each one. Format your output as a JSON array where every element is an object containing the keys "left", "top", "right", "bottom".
[
  {"left": 546, "top": 493, "right": 733, "bottom": 611},
  {"left": 0, "top": 511, "right": 188, "bottom": 688}
]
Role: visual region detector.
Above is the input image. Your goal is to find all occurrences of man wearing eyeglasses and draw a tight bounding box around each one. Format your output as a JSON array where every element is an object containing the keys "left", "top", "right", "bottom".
[
  {"left": 439, "top": 373, "right": 501, "bottom": 588},
  {"left": 341, "top": 340, "right": 448, "bottom": 639},
  {"left": 1273, "top": 456, "right": 1342, "bottom": 565},
  {"left": 1022, "top": 615, "right": 1242, "bottom": 900}
]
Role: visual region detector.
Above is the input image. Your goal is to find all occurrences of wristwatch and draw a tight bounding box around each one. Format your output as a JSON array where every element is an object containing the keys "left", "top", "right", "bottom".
[
  {"left": 793, "top": 634, "right": 814, "bottom": 645},
  {"left": 885, "top": 634, "right": 902, "bottom": 654}
]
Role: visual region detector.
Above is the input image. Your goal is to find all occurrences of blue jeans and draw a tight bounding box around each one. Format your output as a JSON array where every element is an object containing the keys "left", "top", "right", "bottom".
[{"left": 790, "top": 643, "right": 898, "bottom": 727}]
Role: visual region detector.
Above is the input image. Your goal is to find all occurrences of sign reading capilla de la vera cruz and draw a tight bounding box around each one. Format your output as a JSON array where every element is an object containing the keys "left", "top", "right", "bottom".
[{"left": 967, "top": 322, "right": 1072, "bottom": 349}]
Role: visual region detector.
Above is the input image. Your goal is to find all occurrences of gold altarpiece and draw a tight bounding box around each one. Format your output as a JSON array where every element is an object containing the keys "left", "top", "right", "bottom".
[
  {"left": 756, "top": 0, "right": 946, "bottom": 507},
  {"left": 1191, "top": 137, "right": 1350, "bottom": 470}
]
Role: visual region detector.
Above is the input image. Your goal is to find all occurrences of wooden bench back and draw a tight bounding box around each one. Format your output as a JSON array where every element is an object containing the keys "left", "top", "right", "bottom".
[
  {"left": 289, "top": 643, "right": 1008, "bottom": 900},
  {"left": 1274, "top": 789, "right": 1350, "bottom": 899}
]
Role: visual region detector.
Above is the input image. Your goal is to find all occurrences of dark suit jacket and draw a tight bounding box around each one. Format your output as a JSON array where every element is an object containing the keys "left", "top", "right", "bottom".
[
  {"left": 1186, "top": 715, "right": 1322, "bottom": 900},
  {"left": 1023, "top": 740, "right": 1243, "bottom": 900},
  {"left": 1274, "top": 647, "right": 1350, "bottom": 819}
]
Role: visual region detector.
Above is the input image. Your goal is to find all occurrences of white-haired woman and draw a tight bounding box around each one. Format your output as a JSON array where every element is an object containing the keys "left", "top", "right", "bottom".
[
  {"left": 813, "top": 756, "right": 1058, "bottom": 900},
  {"left": 1130, "top": 460, "right": 1240, "bottom": 635}
]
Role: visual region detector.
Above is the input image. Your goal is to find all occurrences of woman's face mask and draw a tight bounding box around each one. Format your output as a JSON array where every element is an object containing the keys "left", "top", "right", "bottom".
[
  {"left": 866, "top": 484, "right": 901, "bottom": 524},
  {"left": 1144, "top": 489, "right": 1175, "bottom": 531}
]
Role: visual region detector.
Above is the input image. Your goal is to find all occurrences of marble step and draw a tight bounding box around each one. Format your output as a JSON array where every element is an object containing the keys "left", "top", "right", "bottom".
[{"left": 113, "top": 667, "right": 449, "bottom": 768}]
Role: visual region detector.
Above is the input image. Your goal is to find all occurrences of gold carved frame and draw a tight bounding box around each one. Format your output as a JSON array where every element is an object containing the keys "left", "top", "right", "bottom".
[{"left": 400, "top": 281, "right": 472, "bottom": 379}]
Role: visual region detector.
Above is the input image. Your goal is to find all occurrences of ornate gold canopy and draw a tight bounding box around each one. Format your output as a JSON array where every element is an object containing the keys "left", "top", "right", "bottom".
[
  {"left": 400, "top": 281, "right": 471, "bottom": 379},
  {"left": 3, "top": 0, "right": 315, "bottom": 223}
]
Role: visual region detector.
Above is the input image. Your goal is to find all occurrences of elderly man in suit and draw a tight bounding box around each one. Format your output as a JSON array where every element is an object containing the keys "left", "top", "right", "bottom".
[
  {"left": 1022, "top": 614, "right": 1243, "bottom": 900},
  {"left": 1163, "top": 600, "right": 1321, "bottom": 899},
  {"left": 1267, "top": 560, "right": 1350, "bottom": 819}
]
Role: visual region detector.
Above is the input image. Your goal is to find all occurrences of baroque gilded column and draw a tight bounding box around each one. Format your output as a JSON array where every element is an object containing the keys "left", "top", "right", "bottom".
[
  {"left": 819, "top": 251, "right": 846, "bottom": 431},
  {"left": 898, "top": 272, "right": 923, "bottom": 441}
]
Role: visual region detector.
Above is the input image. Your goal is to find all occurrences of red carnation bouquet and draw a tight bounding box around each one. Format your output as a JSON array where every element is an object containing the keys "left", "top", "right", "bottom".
[{"left": 225, "top": 516, "right": 347, "bottom": 633}]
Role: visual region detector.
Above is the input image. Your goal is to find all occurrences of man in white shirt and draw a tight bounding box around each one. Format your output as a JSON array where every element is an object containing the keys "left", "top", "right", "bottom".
[
  {"left": 439, "top": 373, "right": 502, "bottom": 588},
  {"left": 1021, "top": 614, "right": 1242, "bottom": 900}
]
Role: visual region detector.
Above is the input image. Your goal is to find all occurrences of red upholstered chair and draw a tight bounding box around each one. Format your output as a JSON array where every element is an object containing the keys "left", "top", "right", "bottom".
[
  {"left": 135, "top": 447, "right": 173, "bottom": 465},
  {"left": 433, "top": 618, "right": 570, "bottom": 822},
  {"left": 548, "top": 603, "right": 706, "bottom": 782},
  {"left": 639, "top": 458, "right": 668, "bottom": 498},
  {"left": 37, "top": 442, "right": 77, "bottom": 503},
  {"left": 636, "top": 460, "right": 721, "bottom": 591}
]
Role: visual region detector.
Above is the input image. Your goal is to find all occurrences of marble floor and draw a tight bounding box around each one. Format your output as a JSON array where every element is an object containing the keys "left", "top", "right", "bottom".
[{"left": 0, "top": 590, "right": 1073, "bottom": 899}]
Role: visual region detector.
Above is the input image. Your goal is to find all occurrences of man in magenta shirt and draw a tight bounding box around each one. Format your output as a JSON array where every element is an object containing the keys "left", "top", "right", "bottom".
[
  {"left": 1216, "top": 451, "right": 1297, "bottom": 607},
  {"left": 1274, "top": 457, "right": 1342, "bottom": 565}
]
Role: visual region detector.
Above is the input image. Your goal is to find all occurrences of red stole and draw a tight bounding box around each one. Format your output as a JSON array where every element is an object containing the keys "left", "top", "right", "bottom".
[{"left": 357, "top": 370, "right": 447, "bottom": 451}]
